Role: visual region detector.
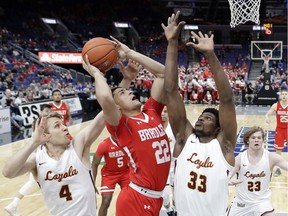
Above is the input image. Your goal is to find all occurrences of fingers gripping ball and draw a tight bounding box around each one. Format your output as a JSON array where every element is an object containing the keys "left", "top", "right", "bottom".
[{"left": 82, "top": 37, "right": 118, "bottom": 72}]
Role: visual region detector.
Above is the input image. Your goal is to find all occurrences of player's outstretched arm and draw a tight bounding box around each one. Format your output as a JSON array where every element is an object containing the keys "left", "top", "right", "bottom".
[
  {"left": 111, "top": 36, "right": 165, "bottom": 79},
  {"left": 92, "top": 152, "right": 102, "bottom": 194},
  {"left": 118, "top": 59, "right": 141, "bottom": 89},
  {"left": 82, "top": 55, "right": 122, "bottom": 126},
  {"left": 162, "top": 11, "right": 191, "bottom": 157},
  {"left": 3, "top": 118, "right": 51, "bottom": 178},
  {"left": 270, "top": 153, "right": 288, "bottom": 172},
  {"left": 265, "top": 103, "right": 276, "bottom": 124},
  {"left": 187, "top": 31, "right": 237, "bottom": 166}
]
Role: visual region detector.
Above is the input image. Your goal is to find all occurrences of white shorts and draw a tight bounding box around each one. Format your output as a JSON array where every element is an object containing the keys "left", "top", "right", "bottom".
[{"left": 227, "top": 197, "right": 274, "bottom": 216}]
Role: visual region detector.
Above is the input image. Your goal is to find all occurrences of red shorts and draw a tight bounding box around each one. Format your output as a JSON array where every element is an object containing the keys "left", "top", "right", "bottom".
[
  {"left": 100, "top": 170, "right": 129, "bottom": 195},
  {"left": 274, "top": 127, "right": 288, "bottom": 151},
  {"left": 116, "top": 186, "right": 163, "bottom": 216}
]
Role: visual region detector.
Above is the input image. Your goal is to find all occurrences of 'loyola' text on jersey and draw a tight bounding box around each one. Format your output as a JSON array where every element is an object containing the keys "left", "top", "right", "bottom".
[
  {"left": 44, "top": 166, "right": 78, "bottom": 182},
  {"left": 187, "top": 153, "right": 214, "bottom": 169},
  {"left": 244, "top": 171, "right": 266, "bottom": 179}
]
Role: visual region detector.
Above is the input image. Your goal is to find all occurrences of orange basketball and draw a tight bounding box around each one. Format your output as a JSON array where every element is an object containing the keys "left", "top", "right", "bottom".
[{"left": 82, "top": 37, "right": 118, "bottom": 72}]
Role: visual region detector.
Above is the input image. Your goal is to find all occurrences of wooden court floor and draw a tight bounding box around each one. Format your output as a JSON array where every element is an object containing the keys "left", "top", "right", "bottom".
[{"left": 0, "top": 104, "right": 287, "bottom": 216}]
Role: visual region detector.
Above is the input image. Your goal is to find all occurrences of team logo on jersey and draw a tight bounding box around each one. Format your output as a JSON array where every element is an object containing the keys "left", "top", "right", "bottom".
[
  {"left": 144, "top": 205, "right": 151, "bottom": 210},
  {"left": 44, "top": 165, "right": 78, "bottom": 182},
  {"left": 187, "top": 152, "right": 214, "bottom": 169},
  {"left": 237, "top": 202, "right": 245, "bottom": 207},
  {"left": 244, "top": 171, "right": 266, "bottom": 179}
]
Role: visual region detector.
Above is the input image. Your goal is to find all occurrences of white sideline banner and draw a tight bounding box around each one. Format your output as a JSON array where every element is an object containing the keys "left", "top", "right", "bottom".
[
  {"left": 0, "top": 107, "right": 11, "bottom": 134},
  {"left": 19, "top": 97, "right": 82, "bottom": 127}
]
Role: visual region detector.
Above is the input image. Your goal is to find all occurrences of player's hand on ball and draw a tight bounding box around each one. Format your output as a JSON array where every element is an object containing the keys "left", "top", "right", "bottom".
[
  {"left": 110, "top": 36, "right": 131, "bottom": 60},
  {"left": 82, "top": 55, "right": 104, "bottom": 78}
]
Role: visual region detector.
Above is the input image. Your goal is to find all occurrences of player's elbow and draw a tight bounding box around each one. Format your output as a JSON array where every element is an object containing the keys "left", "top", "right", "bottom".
[{"left": 2, "top": 167, "right": 15, "bottom": 179}]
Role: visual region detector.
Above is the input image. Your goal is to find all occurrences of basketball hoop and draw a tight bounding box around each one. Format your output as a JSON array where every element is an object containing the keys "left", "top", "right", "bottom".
[
  {"left": 263, "top": 55, "right": 270, "bottom": 73},
  {"left": 228, "top": 0, "right": 261, "bottom": 28}
]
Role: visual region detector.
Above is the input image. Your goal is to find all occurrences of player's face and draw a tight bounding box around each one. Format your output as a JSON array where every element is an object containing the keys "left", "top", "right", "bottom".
[
  {"left": 248, "top": 131, "right": 264, "bottom": 150},
  {"left": 194, "top": 112, "right": 219, "bottom": 137},
  {"left": 52, "top": 92, "right": 62, "bottom": 103},
  {"left": 46, "top": 117, "right": 71, "bottom": 145},
  {"left": 280, "top": 90, "right": 287, "bottom": 102},
  {"left": 161, "top": 108, "right": 168, "bottom": 124},
  {"left": 40, "top": 108, "right": 52, "bottom": 117},
  {"left": 113, "top": 87, "right": 141, "bottom": 110}
]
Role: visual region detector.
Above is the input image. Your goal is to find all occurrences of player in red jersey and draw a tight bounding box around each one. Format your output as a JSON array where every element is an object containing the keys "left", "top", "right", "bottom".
[
  {"left": 83, "top": 40, "right": 171, "bottom": 215},
  {"left": 92, "top": 137, "right": 130, "bottom": 216},
  {"left": 50, "top": 89, "right": 72, "bottom": 126},
  {"left": 265, "top": 87, "right": 288, "bottom": 177}
]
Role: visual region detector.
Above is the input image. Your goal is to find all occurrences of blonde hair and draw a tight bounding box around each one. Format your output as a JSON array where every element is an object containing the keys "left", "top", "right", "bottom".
[
  {"left": 243, "top": 126, "right": 265, "bottom": 146},
  {"left": 32, "top": 112, "right": 62, "bottom": 132}
]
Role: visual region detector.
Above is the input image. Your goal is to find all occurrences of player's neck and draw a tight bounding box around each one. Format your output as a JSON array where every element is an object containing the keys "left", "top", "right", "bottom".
[
  {"left": 54, "top": 101, "right": 61, "bottom": 106},
  {"left": 280, "top": 100, "right": 287, "bottom": 106}
]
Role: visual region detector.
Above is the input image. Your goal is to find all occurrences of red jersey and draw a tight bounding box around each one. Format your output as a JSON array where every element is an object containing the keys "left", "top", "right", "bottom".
[
  {"left": 50, "top": 101, "right": 69, "bottom": 126},
  {"left": 96, "top": 137, "right": 129, "bottom": 175},
  {"left": 276, "top": 102, "right": 288, "bottom": 129},
  {"left": 106, "top": 97, "right": 171, "bottom": 191}
]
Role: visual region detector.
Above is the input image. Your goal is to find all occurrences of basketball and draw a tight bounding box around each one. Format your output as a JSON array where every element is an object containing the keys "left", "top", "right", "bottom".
[{"left": 82, "top": 37, "right": 118, "bottom": 72}]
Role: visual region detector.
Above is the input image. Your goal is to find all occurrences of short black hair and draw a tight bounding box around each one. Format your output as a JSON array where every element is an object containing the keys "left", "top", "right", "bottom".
[
  {"left": 202, "top": 108, "right": 220, "bottom": 128},
  {"left": 52, "top": 89, "right": 62, "bottom": 96},
  {"left": 111, "top": 86, "right": 122, "bottom": 97},
  {"left": 40, "top": 103, "right": 52, "bottom": 111}
]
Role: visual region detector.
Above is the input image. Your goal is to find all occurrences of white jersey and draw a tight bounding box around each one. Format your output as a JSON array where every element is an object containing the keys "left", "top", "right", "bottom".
[
  {"left": 235, "top": 149, "right": 272, "bottom": 203},
  {"left": 165, "top": 123, "right": 176, "bottom": 153},
  {"left": 165, "top": 123, "right": 176, "bottom": 185},
  {"left": 36, "top": 143, "right": 96, "bottom": 216},
  {"left": 174, "top": 134, "right": 233, "bottom": 216}
]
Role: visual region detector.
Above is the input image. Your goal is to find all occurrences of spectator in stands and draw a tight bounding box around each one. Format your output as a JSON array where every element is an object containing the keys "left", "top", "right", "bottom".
[
  {"left": 6, "top": 98, "right": 25, "bottom": 131},
  {"left": 202, "top": 90, "right": 213, "bottom": 105},
  {"left": 15, "top": 92, "right": 27, "bottom": 106},
  {"left": 254, "top": 80, "right": 263, "bottom": 94},
  {"left": 39, "top": 90, "right": 50, "bottom": 100},
  {"left": 88, "top": 88, "right": 96, "bottom": 100},
  {"left": 25, "top": 92, "right": 34, "bottom": 103},
  {"left": 1, "top": 89, "right": 14, "bottom": 107},
  {"left": 245, "top": 82, "right": 255, "bottom": 104}
]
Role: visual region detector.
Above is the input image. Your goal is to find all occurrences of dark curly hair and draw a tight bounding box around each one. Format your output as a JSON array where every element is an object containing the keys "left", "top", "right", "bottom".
[{"left": 202, "top": 108, "right": 220, "bottom": 128}]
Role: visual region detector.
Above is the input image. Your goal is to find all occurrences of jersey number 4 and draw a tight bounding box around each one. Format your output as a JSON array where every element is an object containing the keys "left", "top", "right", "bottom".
[
  {"left": 187, "top": 171, "right": 207, "bottom": 193},
  {"left": 59, "top": 185, "right": 72, "bottom": 201}
]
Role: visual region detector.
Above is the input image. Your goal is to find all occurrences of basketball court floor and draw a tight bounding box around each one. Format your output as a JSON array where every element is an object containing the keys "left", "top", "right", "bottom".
[{"left": 0, "top": 104, "right": 287, "bottom": 216}]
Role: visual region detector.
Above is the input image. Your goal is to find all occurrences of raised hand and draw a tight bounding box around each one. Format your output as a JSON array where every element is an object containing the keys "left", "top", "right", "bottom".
[
  {"left": 186, "top": 31, "right": 214, "bottom": 54},
  {"left": 32, "top": 117, "right": 51, "bottom": 146},
  {"left": 161, "top": 11, "right": 186, "bottom": 41},
  {"left": 118, "top": 59, "right": 141, "bottom": 81},
  {"left": 82, "top": 55, "right": 104, "bottom": 78},
  {"left": 110, "top": 36, "right": 131, "bottom": 60}
]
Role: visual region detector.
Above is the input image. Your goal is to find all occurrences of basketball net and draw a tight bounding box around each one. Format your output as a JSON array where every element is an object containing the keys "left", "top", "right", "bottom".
[
  {"left": 263, "top": 55, "right": 270, "bottom": 73},
  {"left": 228, "top": 0, "right": 261, "bottom": 28}
]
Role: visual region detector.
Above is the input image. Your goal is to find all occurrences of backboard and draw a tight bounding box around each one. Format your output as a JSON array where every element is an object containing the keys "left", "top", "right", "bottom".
[{"left": 251, "top": 41, "right": 283, "bottom": 60}]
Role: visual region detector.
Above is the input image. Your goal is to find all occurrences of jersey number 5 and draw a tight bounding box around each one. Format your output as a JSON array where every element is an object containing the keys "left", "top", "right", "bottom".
[
  {"left": 187, "top": 171, "right": 207, "bottom": 193},
  {"left": 59, "top": 185, "right": 72, "bottom": 201},
  {"left": 152, "top": 139, "right": 171, "bottom": 164}
]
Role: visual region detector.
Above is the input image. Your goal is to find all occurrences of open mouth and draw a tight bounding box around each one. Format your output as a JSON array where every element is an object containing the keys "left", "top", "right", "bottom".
[{"left": 132, "top": 95, "right": 137, "bottom": 101}]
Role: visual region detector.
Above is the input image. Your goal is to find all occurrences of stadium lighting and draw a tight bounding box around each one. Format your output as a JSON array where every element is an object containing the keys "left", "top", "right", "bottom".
[
  {"left": 114, "top": 22, "right": 129, "bottom": 28},
  {"left": 41, "top": 18, "right": 57, "bottom": 24},
  {"left": 184, "top": 25, "right": 199, "bottom": 30}
]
